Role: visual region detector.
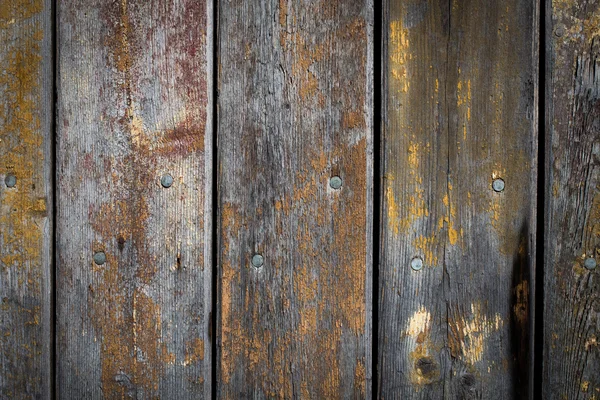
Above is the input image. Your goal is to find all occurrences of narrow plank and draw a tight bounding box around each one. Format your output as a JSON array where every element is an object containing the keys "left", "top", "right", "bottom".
[
  {"left": 543, "top": 1, "right": 600, "bottom": 398},
  {"left": 0, "top": 0, "right": 53, "bottom": 397},
  {"left": 217, "top": 0, "right": 373, "bottom": 397},
  {"left": 379, "top": 0, "right": 538, "bottom": 397},
  {"left": 56, "top": 0, "right": 213, "bottom": 397}
]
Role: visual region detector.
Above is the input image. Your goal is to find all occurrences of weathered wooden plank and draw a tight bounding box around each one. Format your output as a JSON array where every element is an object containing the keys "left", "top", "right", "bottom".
[
  {"left": 56, "top": 0, "right": 213, "bottom": 397},
  {"left": 216, "top": 0, "right": 373, "bottom": 397},
  {"left": 0, "top": 0, "right": 53, "bottom": 397},
  {"left": 379, "top": 0, "right": 538, "bottom": 397},
  {"left": 543, "top": 1, "right": 600, "bottom": 398}
]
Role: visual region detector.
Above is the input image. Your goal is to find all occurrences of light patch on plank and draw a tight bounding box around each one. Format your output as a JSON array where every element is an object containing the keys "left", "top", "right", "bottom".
[
  {"left": 405, "top": 306, "right": 431, "bottom": 337},
  {"left": 449, "top": 303, "right": 504, "bottom": 365}
]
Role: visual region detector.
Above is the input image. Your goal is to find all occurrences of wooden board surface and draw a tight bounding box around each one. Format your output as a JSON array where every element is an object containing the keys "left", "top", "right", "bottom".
[
  {"left": 542, "top": 1, "right": 600, "bottom": 398},
  {"left": 216, "top": 0, "right": 373, "bottom": 397},
  {"left": 56, "top": 0, "right": 213, "bottom": 397},
  {"left": 0, "top": 0, "right": 53, "bottom": 398},
  {"left": 379, "top": 0, "right": 538, "bottom": 398}
]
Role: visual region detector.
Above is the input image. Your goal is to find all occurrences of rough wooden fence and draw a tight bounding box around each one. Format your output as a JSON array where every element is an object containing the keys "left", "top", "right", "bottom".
[{"left": 0, "top": 0, "right": 598, "bottom": 398}]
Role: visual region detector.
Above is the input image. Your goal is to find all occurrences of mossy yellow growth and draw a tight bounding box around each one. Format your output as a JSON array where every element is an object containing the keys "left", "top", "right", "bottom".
[
  {"left": 390, "top": 20, "right": 410, "bottom": 92},
  {"left": 0, "top": 1, "right": 46, "bottom": 294}
]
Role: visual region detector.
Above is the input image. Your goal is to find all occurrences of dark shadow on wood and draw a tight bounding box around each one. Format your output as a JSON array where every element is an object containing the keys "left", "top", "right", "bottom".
[{"left": 511, "top": 223, "right": 531, "bottom": 400}]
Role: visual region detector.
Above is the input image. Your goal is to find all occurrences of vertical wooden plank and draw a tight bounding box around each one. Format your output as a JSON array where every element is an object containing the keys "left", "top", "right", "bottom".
[
  {"left": 217, "top": 0, "right": 373, "bottom": 397},
  {"left": 543, "top": 1, "right": 600, "bottom": 398},
  {"left": 0, "top": 0, "right": 53, "bottom": 397},
  {"left": 379, "top": 0, "right": 538, "bottom": 398},
  {"left": 56, "top": 0, "right": 213, "bottom": 397}
]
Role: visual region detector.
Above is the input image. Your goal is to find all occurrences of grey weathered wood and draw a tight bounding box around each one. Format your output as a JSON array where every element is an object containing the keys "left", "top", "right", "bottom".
[
  {"left": 0, "top": 0, "right": 53, "bottom": 398},
  {"left": 379, "top": 0, "right": 538, "bottom": 397},
  {"left": 216, "top": 0, "right": 373, "bottom": 397},
  {"left": 56, "top": 0, "right": 213, "bottom": 397},
  {"left": 543, "top": 1, "right": 600, "bottom": 398}
]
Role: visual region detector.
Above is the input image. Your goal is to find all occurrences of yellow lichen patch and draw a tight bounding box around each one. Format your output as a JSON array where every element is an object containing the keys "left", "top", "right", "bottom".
[
  {"left": 184, "top": 338, "right": 205, "bottom": 366},
  {"left": 286, "top": 32, "right": 325, "bottom": 103},
  {"left": 219, "top": 202, "right": 243, "bottom": 384},
  {"left": 354, "top": 358, "right": 366, "bottom": 397},
  {"left": 457, "top": 79, "right": 472, "bottom": 140},
  {"left": 390, "top": 20, "right": 411, "bottom": 92},
  {"left": 385, "top": 185, "right": 404, "bottom": 234},
  {"left": 0, "top": 2, "right": 45, "bottom": 297},
  {"left": 413, "top": 235, "right": 438, "bottom": 266},
  {"left": 90, "top": 255, "right": 174, "bottom": 395},
  {"left": 441, "top": 182, "right": 461, "bottom": 246},
  {"left": 449, "top": 303, "right": 504, "bottom": 365}
]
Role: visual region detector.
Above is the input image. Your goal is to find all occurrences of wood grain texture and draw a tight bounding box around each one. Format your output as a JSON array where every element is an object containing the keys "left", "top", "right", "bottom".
[
  {"left": 379, "top": 0, "right": 538, "bottom": 398},
  {"left": 0, "top": 0, "right": 53, "bottom": 398},
  {"left": 543, "top": 0, "right": 600, "bottom": 398},
  {"left": 56, "top": 0, "right": 213, "bottom": 397},
  {"left": 216, "top": 0, "right": 373, "bottom": 397}
]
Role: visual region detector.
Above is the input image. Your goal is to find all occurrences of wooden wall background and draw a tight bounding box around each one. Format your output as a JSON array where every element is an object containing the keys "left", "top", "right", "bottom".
[{"left": 0, "top": 0, "right": 598, "bottom": 398}]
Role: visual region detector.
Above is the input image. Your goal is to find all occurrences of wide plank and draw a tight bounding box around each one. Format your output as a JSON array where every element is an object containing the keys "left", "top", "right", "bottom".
[
  {"left": 216, "top": 0, "right": 374, "bottom": 397},
  {"left": 542, "top": 0, "right": 600, "bottom": 398},
  {"left": 56, "top": 0, "right": 213, "bottom": 397},
  {"left": 0, "top": 0, "right": 53, "bottom": 397},
  {"left": 379, "top": 0, "right": 538, "bottom": 397}
]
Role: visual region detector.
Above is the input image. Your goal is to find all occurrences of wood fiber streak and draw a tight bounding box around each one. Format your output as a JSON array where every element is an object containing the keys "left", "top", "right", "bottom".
[
  {"left": 217, "top": 0, "right": 373, "bottom": 398},
  {"left": 379, "top": 0, "right": 537, "bottom": 398},
  {"left": 56, "top": 0, "right": 213, "bottom": 397},
  {"left": 0, "top": 0, "right": 53, "bottom": 398},
  {"left": 543, "top": 0, "right": 600, "bottom": 398}
]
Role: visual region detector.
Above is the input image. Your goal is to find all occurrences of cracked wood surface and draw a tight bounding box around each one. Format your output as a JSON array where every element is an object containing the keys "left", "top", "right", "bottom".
[
  {"left": 543, "top": 0, "right": 600, "bottom": 398},
  {"left": 56, "top": 0, "right": 213, "bottom": 397},
  {"left": 379, "top": 0, "right": 538, "bottom": 398},
  {"left": 216, "top": 0, "right": 374, "bottom": 397}
]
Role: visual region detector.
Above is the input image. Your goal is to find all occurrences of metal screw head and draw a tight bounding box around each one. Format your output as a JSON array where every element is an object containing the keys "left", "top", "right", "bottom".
[
  {"left": 330, "top": 176, "right": 342, "bottom": 190},
  {"left": 584, "top": 257, "right": 597, "bottom": 270},
  {"left": 410, "top": 257, "right": 423, "bottom": 271},
  {"left": 93, "top": 251, "right": 107, "bottom": 265},
  {"left": 555, "top": 25, "right": 565, "bottom": 37},
  {"left": 492, "top": 178, "right": 505, "bottom": 192},
  {"left": 251, "top": 254, "right": 264, "bottom": 268},
  {"left": 4, "top": 174, "right": 16, "bottom": 188},
  {"left": 160, "top": 174, "right": 174, "bottom": 188}
]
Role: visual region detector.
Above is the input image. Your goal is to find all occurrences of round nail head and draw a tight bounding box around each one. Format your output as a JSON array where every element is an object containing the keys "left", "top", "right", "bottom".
[
  {"left": 584, "top": 257, "right": 597, "bottom": 270},
  {"left": 5, "top": 174, "right": 16, "bottom": 188},
  {"left": 492, "top": 178, "right": 505, "bottom": 193},
  {"left": 330, "top": 176, "right": 342, "bottom": 190},
  {"left": 93, "top": 251, "right": 107, "bottom": 265},
  {"left": 411, "top": 257, "right": 423, "bottom": 271},
  {"left": 252, "top": 254, "right": 264, "bottom": 268},
  {"left": 161, "top": 174, "right": 174, "bottom": 188}
]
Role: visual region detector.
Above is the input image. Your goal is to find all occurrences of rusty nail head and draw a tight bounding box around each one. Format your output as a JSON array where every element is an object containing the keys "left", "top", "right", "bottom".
[
  {"left": 5, "top": 174, "right": 16, "bottom": 188},
  {"left": 93, "top": 251, "right": 107, "bottom": 265},
  {"left": 492, "top": 178, "right": 505, "bottom": 192},
  {"left": 584, "top": 257, "right": 597, "bottom": 270},
  {"left": 252, "top": 254, "right": 264, "bottom": 268},
  {"left": 161, "top": 174, "right": 174, "bottom": 188},
  {"left": 330, "top": 176, "right": 342, "bottom": 190},
  {"left": 411, "top": 257, "right": 423, "bottom": 271}
]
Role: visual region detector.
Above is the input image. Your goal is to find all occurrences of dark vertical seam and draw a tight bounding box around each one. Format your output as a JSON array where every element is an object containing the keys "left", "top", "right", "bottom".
[
  {"left": 51, "top": 0, "right": 58, "bottom": 397},
  {"left": 534, "top": 0, "right": 547, "bottom": 398},
  {"left": 211, "top": 0, "right": 219, "bottom": 398},
  {"left": 373, "top": 0, "right": 382, "bottom": 398}
]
